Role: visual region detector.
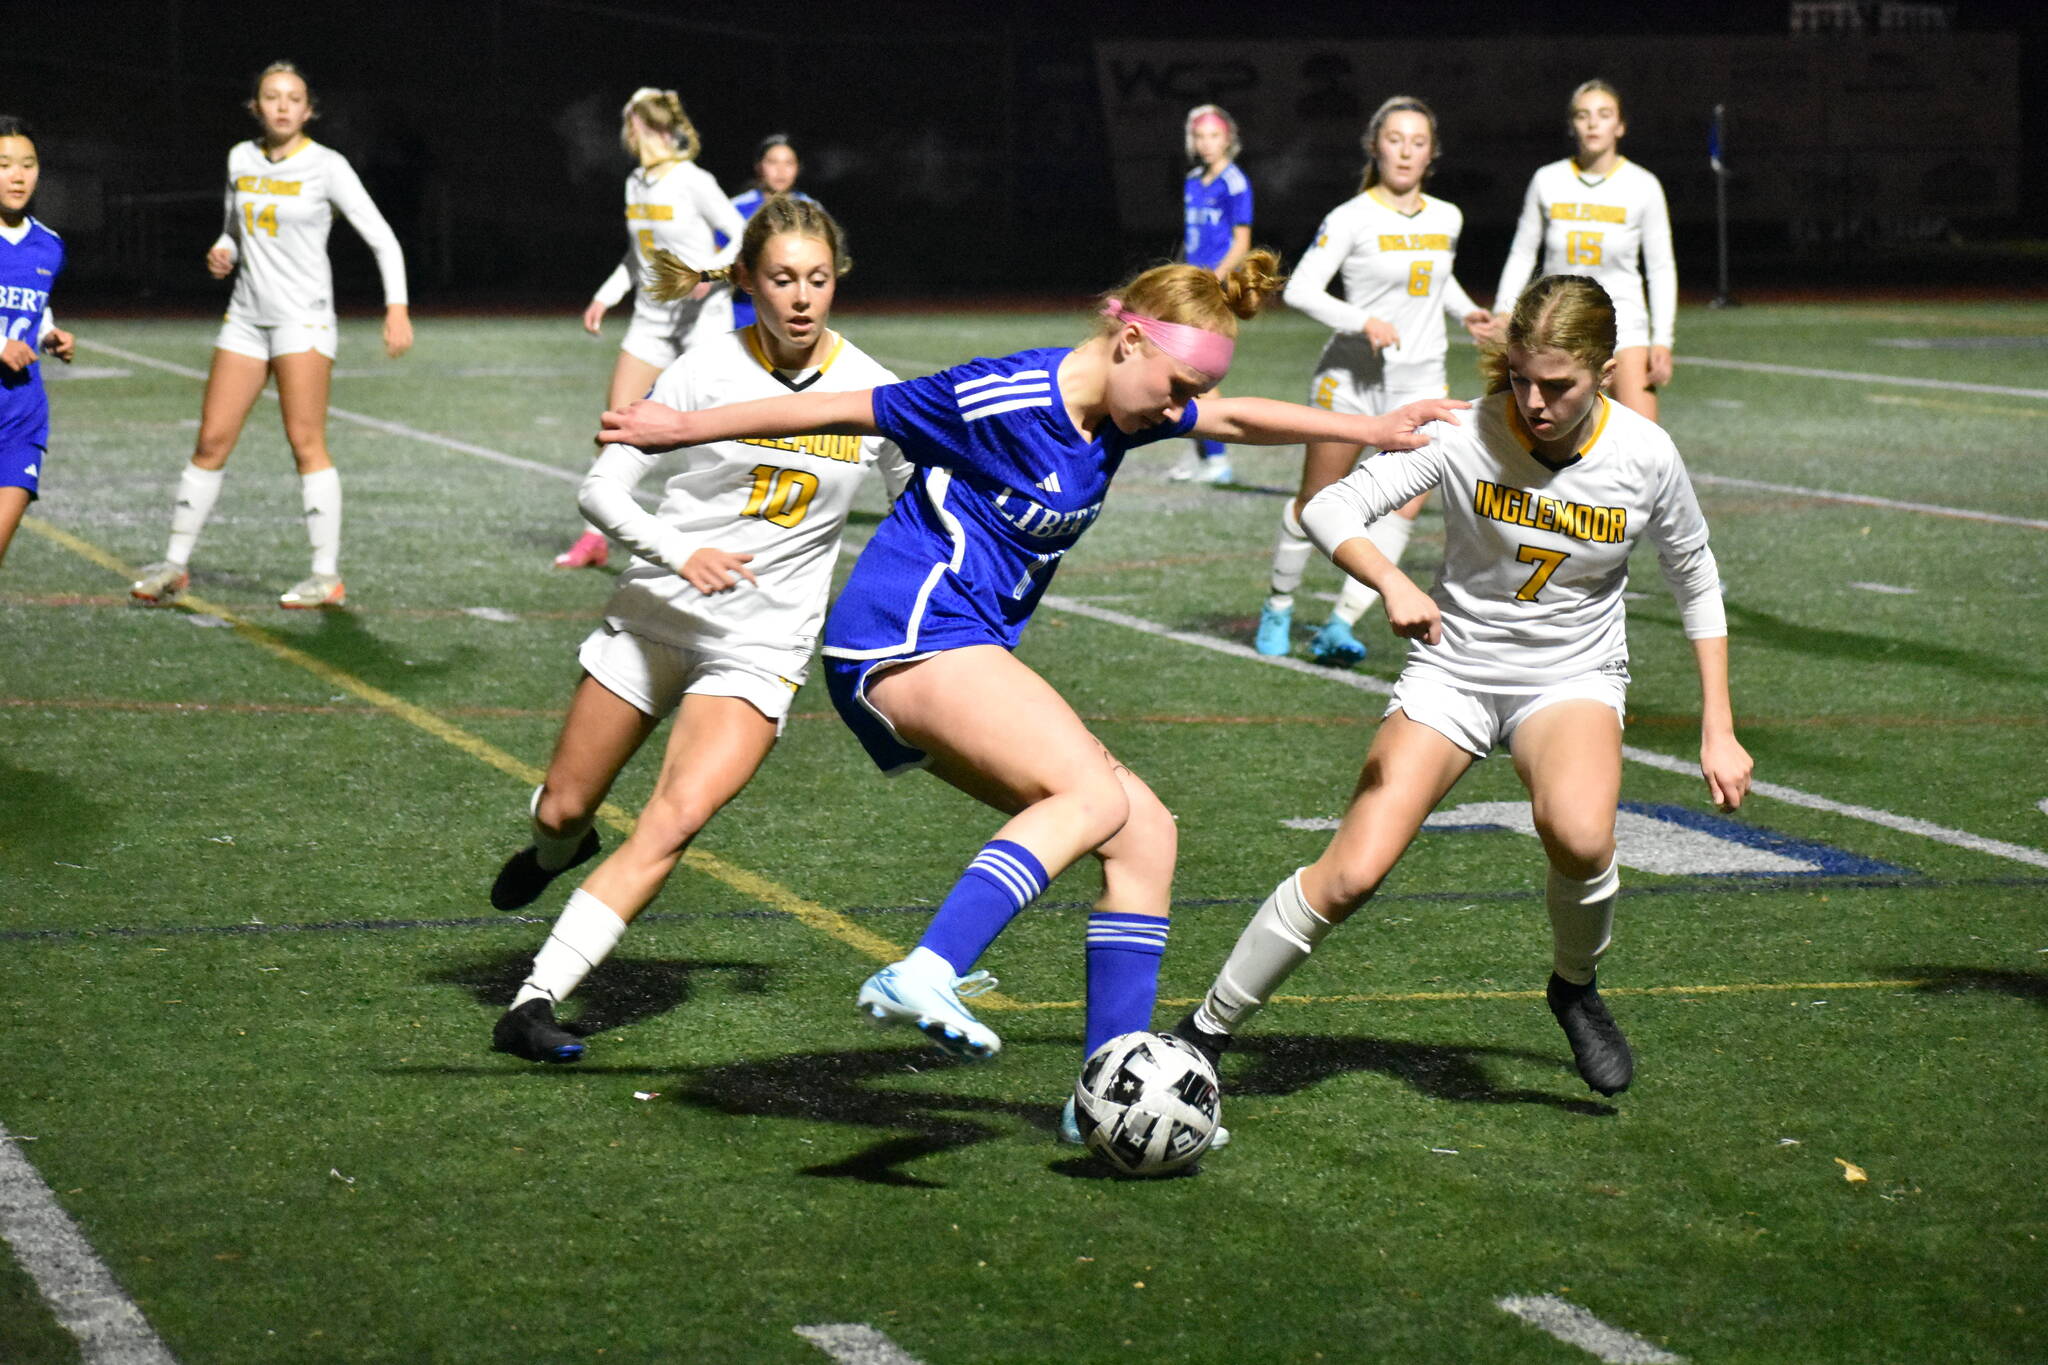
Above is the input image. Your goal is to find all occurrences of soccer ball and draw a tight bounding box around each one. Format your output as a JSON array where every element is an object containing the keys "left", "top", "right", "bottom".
[{"left": 1072, "top": 1031, "right": 1221, "bottom": 1176}]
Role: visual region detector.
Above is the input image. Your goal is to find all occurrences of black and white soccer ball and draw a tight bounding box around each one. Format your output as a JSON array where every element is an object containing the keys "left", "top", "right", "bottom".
[{"left": 1072, "top": 1031, "right": 1221, "bottom": 1176}]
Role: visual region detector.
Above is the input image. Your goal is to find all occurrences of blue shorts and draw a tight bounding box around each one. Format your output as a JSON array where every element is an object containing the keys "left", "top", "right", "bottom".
[
  {"left": 824, "top": 653, "right": 941, "bottom": 777},
  {"left": 0, "top": 441, "right": 43, "bottom": 500}
]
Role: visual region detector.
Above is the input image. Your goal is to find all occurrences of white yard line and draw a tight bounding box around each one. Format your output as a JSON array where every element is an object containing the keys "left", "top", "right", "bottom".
[
  {"left": 796, "top": 1323, "right": 928, "bottom": 1364},
  {"left": 77, "top": 340, "right": 580, "bottom": 485},
  {"left": 1684, "top": 353, "right": 2048, "bottom": 402},
  {"left": 1497, "top": 1294, "right": 1685, "bottom": 1363},
  {"left": 0, "top": 1126, "right": 178, "bottom": 1364},
  {"left": 83, "top": 337, "right": 2048, "bottom": 872},
  {"left": 1689, "top": 473, "right": 2048, "bottom": 531}
]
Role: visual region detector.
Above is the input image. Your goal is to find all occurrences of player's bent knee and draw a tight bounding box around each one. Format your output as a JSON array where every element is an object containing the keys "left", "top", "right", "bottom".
[
  {"left": 1538, "top": 827, "right": 1615, "bottom": 881},
  {"left": 534, "top": 786, "right": 598, "bottom": 839}
]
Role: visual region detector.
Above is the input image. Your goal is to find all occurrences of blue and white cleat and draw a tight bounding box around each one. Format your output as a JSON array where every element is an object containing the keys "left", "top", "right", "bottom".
[
  {"left": 1310, "top": 617, "right": 1367, "bottom": 668},
  {"left": 1255, "top": 602, "right": 1293, "bottom": 656},
  {"left": 1060, "top": 1094, "right": 1231, "bottom": 1149},
  {"left": 857, "top": 946, "right": 1002, "bottom": 1060}
]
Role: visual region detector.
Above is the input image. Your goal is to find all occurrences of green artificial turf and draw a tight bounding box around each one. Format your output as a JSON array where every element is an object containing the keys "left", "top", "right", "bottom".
[{"left": 0, "top": 301, "right": 2042, "bottom": 1362}]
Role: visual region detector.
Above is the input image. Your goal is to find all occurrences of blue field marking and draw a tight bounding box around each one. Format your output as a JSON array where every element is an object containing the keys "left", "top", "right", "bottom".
[
  {"left": 1422, "top": 800, "right": 1915, "bottom": 878},
  {"left": 1618, "top": 801, "right": 1913, "bottom": 877}
]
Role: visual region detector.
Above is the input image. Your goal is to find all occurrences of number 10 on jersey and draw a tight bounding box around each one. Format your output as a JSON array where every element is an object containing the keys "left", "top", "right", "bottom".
[{"left": 741, "top": 464, "right": 819, "bottom": 528}]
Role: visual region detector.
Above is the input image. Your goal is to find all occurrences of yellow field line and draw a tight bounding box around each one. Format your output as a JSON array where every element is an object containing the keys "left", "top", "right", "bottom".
[
  {"left": 20, "top": 516, "right": 930, "bottom": 977},
  {"left": 1001, "top": 977, "right": 1934, "bottom": 1012},
  {"left": 1866, "top": 393, "right": 2048, "bottom": 420},
  {"left": 17, "top": 516, "right": 1947, "bottom": 1019}
]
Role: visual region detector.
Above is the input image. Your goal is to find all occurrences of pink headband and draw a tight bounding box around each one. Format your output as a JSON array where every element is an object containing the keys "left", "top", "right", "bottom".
[
  {"left": 1101, "top": 299, "right": 1234, "bottom": 386},
  {"left": 1191, "top": 112, "right": 1230, "bottom": 133}
]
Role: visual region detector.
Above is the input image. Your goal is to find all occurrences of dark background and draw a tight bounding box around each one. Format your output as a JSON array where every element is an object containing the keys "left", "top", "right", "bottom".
[{"left": 15, "top": 0, "right": 2048, "bottom": 312}]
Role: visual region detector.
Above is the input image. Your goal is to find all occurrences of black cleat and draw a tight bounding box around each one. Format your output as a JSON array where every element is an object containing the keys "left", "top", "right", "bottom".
[
  {"left": 1547, "top": 972, "right": 1633, "bottom": 1096},
  {"left": 489, "top": 830, "right": 600, "bottom": 911},
  {"left": 491, "top": 998, "right": 585, "bottom": 1064},
  {"left": 1170, "top": 1011, "right": 1231, "bottom": 1072}
]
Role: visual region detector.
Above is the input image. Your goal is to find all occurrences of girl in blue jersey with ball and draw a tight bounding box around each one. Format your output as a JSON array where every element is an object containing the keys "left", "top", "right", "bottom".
[
  {"left": 600, "top": 252, "right": 1463, "bottom": 1125},
  {"left": 0, "top": 117, "right": 75, "bottom": 569}
]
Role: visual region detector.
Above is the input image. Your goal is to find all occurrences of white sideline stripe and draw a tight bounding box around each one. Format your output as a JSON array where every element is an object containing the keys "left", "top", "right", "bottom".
[
  {"left": 0, "top": 1125, "right": 178, "bottom": 1363},
  {"left": 1620, "top": 746, "right": 2048, "bottom": 870},
  {"left": 1686, "top": 353, "right": 2048, "bottom": 401},
  {"left": 1497, "top": 1295, "right": 1683, "bottom": 1363},
  {"left": 77, "top": 340, "right": 581, "bottom": 485},
  {"left": 1042, "top": 594, "right": 1396, "bottom": 697},
  {"left": 1690, "top": 473, "right": 2048, "bottom": 531},
  {"left": 1042, "top": 595, "right": 2048, "bottom": 872},
  {"left": 90, "top": 340, "right": 2036, "bottom": 531},
  {"left": 795, "top": 1322, "right": 927, "bottom": 1365},
  {"left": 83, "top": 339, "right": 2047, "bottom": 872}
]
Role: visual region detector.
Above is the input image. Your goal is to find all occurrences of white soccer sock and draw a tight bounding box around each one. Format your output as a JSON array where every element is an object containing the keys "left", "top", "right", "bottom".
[
  {"left": 300, "top": 467, "right": 342, "bottom": 576},
  {"left": 513, "top": 888, "right": 629, "bottom": 1007},
  {"left": 165, "top": 462, "right": 226, "bottom": 566},
  {"left": 1547, "top": 859, "right": 1620, "bottom": 986},
  {"left": 1330, "top": 512, "right": 1416, "bottom": 626},
  {"left": 1193, "top": 869, "right": 1336, "bottom": 1035},
  {"left": 528, "top": 785, "right": 596, "bottom": 873},
  {"left": 1266, "top": 500, "right": 1314, "bottom": 612}
]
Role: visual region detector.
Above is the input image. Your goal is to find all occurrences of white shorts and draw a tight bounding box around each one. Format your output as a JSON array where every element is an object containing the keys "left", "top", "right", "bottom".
[
  {"left": 213, "top": 313, "right": 338, "bottom": 362},
  {"left": 618, "top": 292, "right": 735, "bottom": 370},
  {"left": 1386, "top": 668, "right": 1628, "bottom": 759},
  {"left": 1308, "top": 342, "right": 1447, "bottom": 421},
  {"left": 577, "top": 622, "right": 799, "bottom": 731},
  {"left": 1608, "top": 287, "right": 1652, "bottom": 353}
]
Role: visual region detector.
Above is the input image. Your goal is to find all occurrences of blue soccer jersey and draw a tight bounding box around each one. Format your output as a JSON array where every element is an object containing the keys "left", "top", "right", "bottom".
[
  {"left": 0, "top": 216, "right": 64, "bottom": 460},
  {"left": 720, "top": 188, "right": 819, "bottom": 330},
  {"left": 823, "top": 347, "right": 1196, "bottom": 663},
  {"left": 1182, "top": 164, "right": 1252, "bottom": 271}
]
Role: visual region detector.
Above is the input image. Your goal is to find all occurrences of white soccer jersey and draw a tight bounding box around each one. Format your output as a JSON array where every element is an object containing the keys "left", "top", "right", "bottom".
[
  {"left": 580, "top": 327, "right": 910, "bottom": 680},
  {"left": 1301, "top": 391, "right": 1721, "bottom": 691},
  {"left": 1285, "top": 189, "right": 1481, "bottom": 397},
  {"left": 1493, "top": 159, "right": 1676, "bottom": 349},
  {"left": 592, "top": 160, "right": 748, "bottom": 335},
  {"left": 210, "top": 140, "right": 407, "bottom": 326}
]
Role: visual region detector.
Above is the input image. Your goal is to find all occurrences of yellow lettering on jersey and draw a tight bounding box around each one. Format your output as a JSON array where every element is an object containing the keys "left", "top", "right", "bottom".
[
  {"left": 625, "top": 205, "right": 676, "bottom": 221},
  {"left": 234, "top": 176, "right": 304, "bottom": 196},
  {"left": 1375, "top": 233, "right": 1453, "bottom": 252},
  {"left": 739, "top": 433, "right": 863, "bottom": 465},
  {"left": 1548, "top": 203, "right": 1626, "bottom": 225},
  {"left": 1313, "top": 375, "right": 1338, "bottom": 411},
  {"left": 1471, "top": 479, "right": 1625, "bottom": 544}
]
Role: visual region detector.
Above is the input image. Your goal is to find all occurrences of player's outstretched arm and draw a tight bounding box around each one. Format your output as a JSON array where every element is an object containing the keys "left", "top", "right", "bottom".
[
  {"left": 1690, "top": 635, "right": 1751, "bottom": 812},
  {"left": 599, "top": 388, "right": 880, "bottom": 452},
  {"left": 1192, "top": 394, "right": 1466, "bottom": 451}
]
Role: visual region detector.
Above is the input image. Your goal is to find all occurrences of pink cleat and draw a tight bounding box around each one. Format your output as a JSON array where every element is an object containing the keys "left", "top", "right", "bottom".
[{"left": 552, "top": 532, "right": 609, "bottom": 570}]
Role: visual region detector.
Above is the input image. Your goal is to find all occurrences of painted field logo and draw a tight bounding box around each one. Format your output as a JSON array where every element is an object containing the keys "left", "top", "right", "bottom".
[
  {"left": 1285, "top": 802, "right": 1912, "bottom": 878},
  {"left": 1421, "top": 801, "right": 1912, "bottom": 877}
]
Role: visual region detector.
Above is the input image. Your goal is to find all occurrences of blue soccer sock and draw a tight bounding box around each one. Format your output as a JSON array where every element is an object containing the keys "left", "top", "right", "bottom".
[
  {"left": 916, "top": 839, "right": 1050, "bottom": 976},
  {"left": 1084, "top": 912, "right": 1169, "bottom": 1057},
  {"left": 1197, "top": 438, "right": 1227, "bottom": 459}
]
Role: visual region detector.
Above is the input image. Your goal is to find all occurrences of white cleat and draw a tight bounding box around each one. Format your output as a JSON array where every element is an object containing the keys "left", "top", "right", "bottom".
[
  {"left": 1167, "top": 456, "right": 1234, "bottom": 485},
  {"left": 278, "top": 573, "right": 346, "bottom": 609},
  {"left": 856, "top": 946, "right": 1001, "bottom": 1061},
  {"left": 129, "top": 561, "right": 190, "bottom": 607}
]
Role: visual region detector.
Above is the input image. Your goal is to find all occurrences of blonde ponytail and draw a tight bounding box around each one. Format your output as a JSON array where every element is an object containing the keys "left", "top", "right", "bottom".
[
  {"left": 1217, "top": 248, "right": 1285, "bottom": 320},
  {"left": 1100, "top": 248, "right": 1287, "bottom": 340},
  {"left": 645, "top": 249, "right": 731, "bottom": 302}
]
